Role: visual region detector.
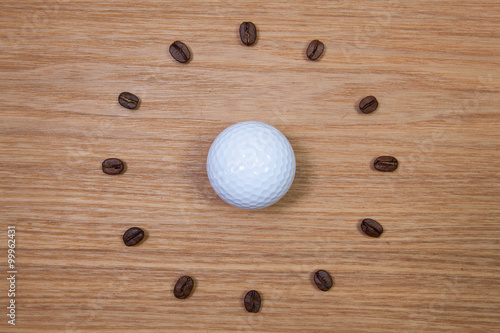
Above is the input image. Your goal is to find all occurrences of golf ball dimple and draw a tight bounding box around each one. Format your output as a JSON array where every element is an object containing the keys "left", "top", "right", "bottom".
[{"left": 207, "top": 121, "right": 296, "bottom": 210}]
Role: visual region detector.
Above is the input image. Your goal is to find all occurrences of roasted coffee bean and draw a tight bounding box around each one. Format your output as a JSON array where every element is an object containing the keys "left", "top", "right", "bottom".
[
  {"left": 306, "top": 40, "right": 324, "bottom": 60},
  {"left": 174, "top": 276, "right": 194, "bottom": 299},
  {"left": 314, "top": 270, "right": 333, "bottom": 291},
  {"left": 239, "top": 22, "right": 257, "bottom": 46},
  {"left": 118, "top": 92, "right": 140, "bottom": 110},
  {"left": 359, "top": 96, "right": 379, "bottom": 114},
  {"left": 244, "top": 290, "right": 261, "bottom": 313},
  {"left": 361, "top": 218, "right": 384, "bottom": 237},
  {"left": 102, "top": 158, "right": 125, "bottom": 175},
  {"left": 123, "top": 227, "right": 145, "bottom": 246},
  {"left": 169, "top": 41, "right": 191, "bottom": 63},
  {"left": 374, "top": 156, "right": 398, "bottom": 172}
]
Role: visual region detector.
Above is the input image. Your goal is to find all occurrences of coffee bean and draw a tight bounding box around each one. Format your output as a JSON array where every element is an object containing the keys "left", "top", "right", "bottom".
[
  {"left": 239, "top": 22, "right": 257, "bottom": 46},
  {"left": 169, "top": 41, "right": 191, "bottom": 63},
  {"left": 123, "top": 227, "right": 145, "bottom": 246},
  {"left": 314, "top": 270, "right": 333, "bottom": 291},
  {"left": 359, "top": 96, "right": 378, "bottom": 114},
  {"left": 102, "top": 158, "right": 125, "bottom": 175},
  {"left": 244, "top": 290, "right": 261, "bottom": 313},
  {"left": 361, "top": 218, "right": 383, "bottom": 237},
  {"left": 373, "top": 156, "right": 398, "bottom": 172},
  {"left": 306, "top": 40, "right": 324, "bottom": 60},
  {"left": 174, "top": 276, "right": 194, "bottom": 299},
  {"left": 118, "top": 92, "right": 140, "bottom": 110}
]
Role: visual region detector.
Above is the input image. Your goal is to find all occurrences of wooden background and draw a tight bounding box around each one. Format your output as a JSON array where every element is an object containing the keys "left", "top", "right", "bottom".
[{"left": 1, "top": 0, "right": 499, "bottom": 332}]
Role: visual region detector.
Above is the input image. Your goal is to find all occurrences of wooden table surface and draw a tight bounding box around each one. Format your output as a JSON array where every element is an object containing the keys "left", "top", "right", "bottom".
[{"left": 1, "top": 1, "right": 499, "bottom": 332}]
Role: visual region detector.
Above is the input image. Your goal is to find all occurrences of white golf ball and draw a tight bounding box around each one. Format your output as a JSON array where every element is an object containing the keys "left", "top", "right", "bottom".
[{"left": 207, "top": 121, "right": 296, "bottom": 210}]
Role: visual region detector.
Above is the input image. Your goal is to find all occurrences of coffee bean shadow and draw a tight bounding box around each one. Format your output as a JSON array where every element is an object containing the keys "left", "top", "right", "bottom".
[
  {"left": 369, "top": 156, "right": 378, "bottom": 171},
  {"left": 187, "top": 276, "right": 197, "bottom": 299},
  {"left": 356, "top": 219, "right": 368, "bottom": 237},
  {"left": 353, "top": 98, "right": 363, "bottom": 115},
  {"left": 140, "top": 228, "right": 149, "bottom": 245},
  {"left": 239, "top": 290, "right": 247, "bottom": 311},
  {"left": 309, "top": 271, "right": 316, "bottom": 289},
  {"left": 121, "top": 159, "right": 128, "bottom": 174},
  {"left": 185, "top": 48, "right": 193, "bottom": 64}
]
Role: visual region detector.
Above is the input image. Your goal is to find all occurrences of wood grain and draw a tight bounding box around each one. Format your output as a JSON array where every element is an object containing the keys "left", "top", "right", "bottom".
[{"left": 1, "top": 0, "right": 499, "bottom": 332}]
